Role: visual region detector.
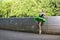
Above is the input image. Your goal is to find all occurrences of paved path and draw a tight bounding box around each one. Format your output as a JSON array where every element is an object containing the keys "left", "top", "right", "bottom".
[{"left": 0, "top": 30, "right": 60, "bottom": 40}]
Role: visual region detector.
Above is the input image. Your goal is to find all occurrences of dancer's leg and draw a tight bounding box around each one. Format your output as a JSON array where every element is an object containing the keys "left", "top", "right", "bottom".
[{"left": 38, "top": 21, "right": 42, "bottom": 34}]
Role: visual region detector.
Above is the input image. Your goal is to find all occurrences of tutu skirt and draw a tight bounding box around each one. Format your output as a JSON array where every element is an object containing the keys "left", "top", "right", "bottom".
[{"left": 34, "top": 17, "right": 46, "bottom": 22}]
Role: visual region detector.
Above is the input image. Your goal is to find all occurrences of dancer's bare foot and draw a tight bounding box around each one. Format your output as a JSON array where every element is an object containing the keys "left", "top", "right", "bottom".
[{"left": 39, "top": 30, "right": 41, "bottom": 35}]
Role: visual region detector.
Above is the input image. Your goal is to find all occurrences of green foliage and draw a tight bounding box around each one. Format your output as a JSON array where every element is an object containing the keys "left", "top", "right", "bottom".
[
  {"left": 55, "top": 0, "right": 60, "bottom": 16},
  {"left": 0, "top": 0, "right": 60, "bottom": 18}
]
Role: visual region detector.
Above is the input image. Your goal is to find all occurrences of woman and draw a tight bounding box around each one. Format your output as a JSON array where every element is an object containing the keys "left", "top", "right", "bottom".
[{"left": 34, "top": 9, "right": 46, "bottom": 34}]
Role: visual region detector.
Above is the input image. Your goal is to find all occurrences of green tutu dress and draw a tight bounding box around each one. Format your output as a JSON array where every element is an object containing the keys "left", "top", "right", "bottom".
[{"left": 34, "top": 16, "right": 46, "bottom": 22}]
